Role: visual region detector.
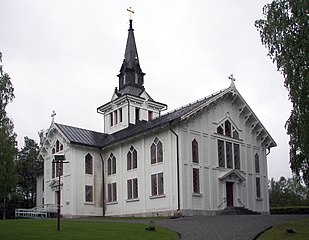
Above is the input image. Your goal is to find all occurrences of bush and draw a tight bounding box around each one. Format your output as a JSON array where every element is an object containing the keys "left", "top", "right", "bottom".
[{"left": 270, "top": 206, "right": 309, "bottom": 214}]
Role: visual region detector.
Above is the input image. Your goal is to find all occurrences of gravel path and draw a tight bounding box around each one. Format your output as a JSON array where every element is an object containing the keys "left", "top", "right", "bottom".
[{"left": 154, "top": 214, "right": 309, "bottom": 240}]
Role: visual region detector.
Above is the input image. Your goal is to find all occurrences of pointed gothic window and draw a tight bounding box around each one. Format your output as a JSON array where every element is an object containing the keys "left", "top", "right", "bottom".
[
  {"left": 217, "top": 126, "right": 224, "bottom": 135},
  {"left": 192, "top": 139, "right": 199, "bottom": 163},
  {"left": 150, "top": 137, "right": 163, "bottom": 164},
  {"left": 56, "top": 140, "right": 60, "bottom": 152},
  {"left": 255, "top": 154, "right": 260, "bottom": 174},
  {"left": 127, "top": 146, "right": 137, "bottom": 170},
  {"left": 217, "top": 120, "right": 240, "bottom": 139},
  {"left": 108, "top": 153, "right": 116, "bottom": 175},
  {"left": 52, "top": 140, "right": 64, "bottom": 178},
  {"left": 85, "top": 153, "right": 93, "bottom": 175},
  {"left": 225, "top": 120, "right": 232, "bottom": 137},
  {"left": 233, "top": 127, "right": 239, "bottom": 139}
]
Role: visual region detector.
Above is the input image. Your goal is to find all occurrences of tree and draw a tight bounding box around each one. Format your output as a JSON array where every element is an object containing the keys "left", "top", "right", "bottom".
[
  {"left": 16, "top": 137, "right": 40, "bottom": 208},
  {"left": 255, "top": 1, "right": 309, "bottom": 186},
  {"left": 0, "top": 52, "right": 17, "bottom": 219},
  {"left": 269, "top": 176, "right": 309, "bottom": 207}
]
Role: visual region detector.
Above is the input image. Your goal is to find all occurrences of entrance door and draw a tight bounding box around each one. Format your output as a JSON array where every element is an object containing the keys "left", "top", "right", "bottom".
[{"left": 226, "top": 182, "right": 234, "bottom": 207}]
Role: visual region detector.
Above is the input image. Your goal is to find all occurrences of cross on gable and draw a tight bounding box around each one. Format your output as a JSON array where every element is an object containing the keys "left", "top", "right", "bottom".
[{"left": 228, "top": 74, "right": 236, "bottom": 82}]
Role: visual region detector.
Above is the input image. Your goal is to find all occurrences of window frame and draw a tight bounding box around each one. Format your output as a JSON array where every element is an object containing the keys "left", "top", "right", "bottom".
[
  {"left": 192, "top": 139, "right": 199, "bottom": 164},
  {"left": 150, "top": 137, "right": 163, "bottom": 164},
  {"left": 107, "top": 182, "right": 117, "bottom": 203},
  {"left": 85, "top": 153, "right": 93, "bottom": 175},
  {"left": 151, "top": 172, "right": 164, "bottom": 196},
  {"left": 127, "top": 146, "right": 137, "bottom": 171},
  {"left": 107, "top": 153, "right": 116, "bottom": 175},
  {"left": 85, "top": 185, "right": 93, "bottom": 203},
  {"left": 127, "top": 178, "right": 138, "bottom": 200},
  {"left": 217, "top": 139, "right": 241, "bottom": 170},
  {"left": 256, "top": 177, "right": 261, "bottom": 198},
  {"left": 255, "top": 153, "right": 260, "bottom": 174},
  {"left": 192, "top": 168, "right": 200, "bottom": 194}
]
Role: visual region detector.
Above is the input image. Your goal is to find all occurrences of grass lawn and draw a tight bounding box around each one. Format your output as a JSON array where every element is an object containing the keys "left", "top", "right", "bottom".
[
  {"left": 0, "top": 219, "right": 179, "bottom": 240},
  {"left": 258, "top": 218, "right": 309, "bottom": 240}
]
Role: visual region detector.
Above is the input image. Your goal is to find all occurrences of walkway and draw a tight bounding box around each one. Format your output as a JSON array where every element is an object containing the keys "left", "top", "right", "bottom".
[{"left": 155, "top": 214, "right": 309, "bottom": 240}]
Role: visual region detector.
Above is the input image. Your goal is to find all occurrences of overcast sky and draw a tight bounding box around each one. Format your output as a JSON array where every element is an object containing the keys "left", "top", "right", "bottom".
[{"left": 1, "top": 0, "right": 292, "bottom": 180}]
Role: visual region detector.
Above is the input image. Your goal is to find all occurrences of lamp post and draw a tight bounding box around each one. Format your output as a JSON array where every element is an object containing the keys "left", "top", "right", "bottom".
[{"left": 52, "top": 154, "right": 68, "bottom": 231}]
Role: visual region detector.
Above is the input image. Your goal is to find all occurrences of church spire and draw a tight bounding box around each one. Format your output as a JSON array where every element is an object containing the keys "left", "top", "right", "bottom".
[{"left": 117, "top": 11, "right": 145, "bottom": 95}]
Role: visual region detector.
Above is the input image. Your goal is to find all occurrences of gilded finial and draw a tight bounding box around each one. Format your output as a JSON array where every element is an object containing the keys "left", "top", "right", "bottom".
[{"left": 127, "top": 7, "right": 134, "bottom": 20}]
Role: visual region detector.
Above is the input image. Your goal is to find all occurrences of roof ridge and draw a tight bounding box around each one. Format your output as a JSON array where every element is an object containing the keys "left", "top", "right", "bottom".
[{"left": 161, "top": 88, "right": 227, "bottom": 117}]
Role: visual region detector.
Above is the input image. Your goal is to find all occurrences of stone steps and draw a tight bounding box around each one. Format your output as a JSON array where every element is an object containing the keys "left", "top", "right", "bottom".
[{"left": 220, "top": 207, "right": 260, "bottom": 215}]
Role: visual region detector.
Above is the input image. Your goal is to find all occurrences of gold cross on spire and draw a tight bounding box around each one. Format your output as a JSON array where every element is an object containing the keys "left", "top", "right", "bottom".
[{"left": 127, "top": 6, "right": 134, "bottom": 20}]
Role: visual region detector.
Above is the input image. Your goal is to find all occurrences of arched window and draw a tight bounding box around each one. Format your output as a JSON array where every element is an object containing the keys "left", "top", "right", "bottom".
[
  {"left": 225, "top": 120, "right": 232, "bottom": 137},
  {"left": 150, "top": 137, "right": 163, "bottom": 164},
  {"left": 217, "top": 126, "right": 224, "bottom": 135},
  {"left": 52, "top": 140, "right": 64, "bottom": 178},
  {"left": 52, "top": 140, "right": 63, "bottom": 155},
  {"left": 85, "top": 153, "right": 93, "bottom": 175},
  {"left": 255, "top": 154, "right": 260, "bottom": 173},
  {"left": 192, "top": 139, "right": 199, "bottom": 163},
  {"left": 108, "top": 153, "right": 116, "bottom": 175},
  {"left": 217, "top": 120, "right": 239, "bottom": 139},
  {"left": 127, "top": 146, "right": 137, "bottom": 170}
]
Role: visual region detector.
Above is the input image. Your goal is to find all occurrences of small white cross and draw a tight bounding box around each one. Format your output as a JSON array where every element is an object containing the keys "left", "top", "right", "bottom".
[
  {"left": 51, "top": 110, "right": 56, "bottom": 122},
  {"left": 228, "top": 74, "right": 236, "bottom": 82}
]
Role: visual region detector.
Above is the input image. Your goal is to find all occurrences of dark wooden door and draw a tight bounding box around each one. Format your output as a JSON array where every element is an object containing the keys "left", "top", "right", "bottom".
[{"left": 226, "top": 182, "right": 234, "bottom": 207}]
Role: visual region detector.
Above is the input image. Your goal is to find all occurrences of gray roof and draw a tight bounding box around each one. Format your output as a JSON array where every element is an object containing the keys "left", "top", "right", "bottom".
[
  {"left": 55, "top": 90, "right": 222, "bottom": 149},
  {"left": 55, "top": 123, "right": 108, "bottom": 148}
]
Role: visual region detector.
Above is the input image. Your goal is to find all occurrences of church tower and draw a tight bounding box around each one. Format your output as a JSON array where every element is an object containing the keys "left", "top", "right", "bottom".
[{"left": 97, "top": 18, "right": 167, "bottom": 134}]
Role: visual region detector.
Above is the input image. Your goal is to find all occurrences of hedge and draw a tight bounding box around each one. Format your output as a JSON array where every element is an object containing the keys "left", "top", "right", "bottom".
[{"left": 270, "top": 206, "right": 309, "bottom": 214}]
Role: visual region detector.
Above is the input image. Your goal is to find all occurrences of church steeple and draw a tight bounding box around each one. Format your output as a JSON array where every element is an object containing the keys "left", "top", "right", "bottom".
[
  {"left": 97, "top": 13, "right": 167, "bottom": 134},
  {"left": 117, "top": 18, "right": 145, "bottom": 95}
]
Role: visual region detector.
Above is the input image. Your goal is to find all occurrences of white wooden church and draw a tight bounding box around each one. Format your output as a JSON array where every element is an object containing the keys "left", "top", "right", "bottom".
[{"left": 36, "top": 18, "right": 276, "bottom": 218}]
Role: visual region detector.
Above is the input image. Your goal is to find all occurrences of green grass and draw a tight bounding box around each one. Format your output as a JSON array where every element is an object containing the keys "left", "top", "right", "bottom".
[
  {"left": 0, "top": 219, "right": 179, "bottom": 240},
  {"left": 258, "top": 218, "right": 309, "bottom": 240}
]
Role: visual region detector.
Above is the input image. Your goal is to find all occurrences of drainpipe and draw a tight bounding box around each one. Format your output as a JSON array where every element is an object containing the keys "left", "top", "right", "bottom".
[
  {"left": 99, "top": 152, "right": 105, "bottom": 216},
  {"left": 169, "top": 124, "right": 180, "bottom": 211}
]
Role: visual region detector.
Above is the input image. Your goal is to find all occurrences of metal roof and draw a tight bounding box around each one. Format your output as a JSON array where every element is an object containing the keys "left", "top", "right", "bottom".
[
  {"left": 55, "top": 84, "right": 276, "bottom": 150},
  {"left": 55, "top": 123, "right": 108, "bottom": 148}
]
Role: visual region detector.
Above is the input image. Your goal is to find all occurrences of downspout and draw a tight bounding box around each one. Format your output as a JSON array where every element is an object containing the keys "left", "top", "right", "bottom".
[
  {"left": 169, "top": 124, "right": 180, "bottom": 211},
  {"left": 99, "top": 152, "right": 105, "bottom": 216}
]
